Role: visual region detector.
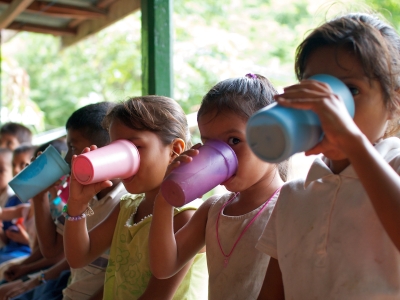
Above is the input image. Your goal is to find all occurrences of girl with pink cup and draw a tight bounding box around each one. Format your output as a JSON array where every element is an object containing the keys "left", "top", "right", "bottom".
[
  {"left": 63, "top": 96, "right": 208, "bottom": 299},
  {"left": 149, "top": 74, "right": 288, "bottom": 299}
]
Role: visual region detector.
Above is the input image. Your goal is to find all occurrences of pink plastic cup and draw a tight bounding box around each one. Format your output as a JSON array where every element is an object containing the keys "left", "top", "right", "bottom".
[
  {"left": 161, "top": 140, "right": 238, "bottom": 207},
  {"left": 72, "top": 139, "right": 140, "bottom": 185}
]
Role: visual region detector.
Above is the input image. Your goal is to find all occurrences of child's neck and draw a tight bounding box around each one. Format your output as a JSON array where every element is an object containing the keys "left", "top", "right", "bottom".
[
  {"left": 133, "top": 188, "right": 160, "bottom": 224},
  {"left": 225, "top": 171, "right": 283, "bottom": 216},
  {"left": 328, "top": 158, "right": 350, "bottom": 174}
]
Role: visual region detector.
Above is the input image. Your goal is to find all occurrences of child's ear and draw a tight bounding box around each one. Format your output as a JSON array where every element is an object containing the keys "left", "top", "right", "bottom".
[{"left": 170, "top": 139, "right": 185, "bottom": 162}]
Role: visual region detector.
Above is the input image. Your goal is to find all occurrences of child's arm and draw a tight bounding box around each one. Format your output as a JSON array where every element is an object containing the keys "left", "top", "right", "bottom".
[
  {"left": 150, "top": 192, "right": 211, "bottom": 279},
  {"left": 4, "top": 246, "right": 64, "bottom": 282},
  {"left": 31, "top": 190, "right": 64, "bottom": 258},
  {"left": 149, "top": 147, "right": 209, "bottom": 279},
  {"left": 341, "top": 135, "right": 400, "bottom": 249},
  {"left": 2, "top": 258, "right": 70, "bottom": 300},
  {"left": 5, "top": 224, "right": 29, "bottom": 245},
  {"left": 64, "top": 147, "right": 116, "bottom": 268},
  {"left": 258, "top": 258, "right": 285, "bottom": 300},
  {"left": 140, "top": 260, "right": 194, "bottom": 299},
  {"left": 0, "top": 204, "right": 30, "bottom": 221},
  {"left": 64, "top": 204, "right": 118, "bottom": 268},
  {"left": 278, "top": 80, "right": 400, "bottom": 250}
]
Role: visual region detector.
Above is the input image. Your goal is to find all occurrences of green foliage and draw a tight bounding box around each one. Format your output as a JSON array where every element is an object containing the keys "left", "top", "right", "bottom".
[
  {"left": 5, "top": 13, "right": 142, "bottom": 130},
  {"left": 366, "top": 0, "right": 400, "bottom": 30},
  {"left": 2, "top": 0, "right": 400, "bottom": 131}
]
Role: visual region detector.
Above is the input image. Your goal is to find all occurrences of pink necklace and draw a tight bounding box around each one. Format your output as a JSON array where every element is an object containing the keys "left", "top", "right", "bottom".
[{"left": 216, "top": 188, "right": 281, "bottom": 268}]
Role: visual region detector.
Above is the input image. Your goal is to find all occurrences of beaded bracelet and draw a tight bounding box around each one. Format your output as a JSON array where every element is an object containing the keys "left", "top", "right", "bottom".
[
  {"left": 63, "top": 204, "right": 94, "bottom": 221},
  {"left": 38, "top": 271, "right": 47, "bottom": 284}
]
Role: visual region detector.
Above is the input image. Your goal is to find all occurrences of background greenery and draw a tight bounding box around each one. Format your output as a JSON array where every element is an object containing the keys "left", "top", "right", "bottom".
[{"left": 1, "top": 0, "right": 399, "bottom": 133}]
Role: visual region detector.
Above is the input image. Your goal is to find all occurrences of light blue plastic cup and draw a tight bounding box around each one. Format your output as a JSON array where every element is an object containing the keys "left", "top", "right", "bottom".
[
  {"left": 9, "top": 145, "right": 70, "bottom": 202},
  {"left": 246, "top": 74, "right": 355, "bottom": 163}
]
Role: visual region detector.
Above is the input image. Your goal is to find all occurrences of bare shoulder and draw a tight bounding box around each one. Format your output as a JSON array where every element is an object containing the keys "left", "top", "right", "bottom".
[{"left": 172, "top": 194, "right": 222, "bottom": 234}]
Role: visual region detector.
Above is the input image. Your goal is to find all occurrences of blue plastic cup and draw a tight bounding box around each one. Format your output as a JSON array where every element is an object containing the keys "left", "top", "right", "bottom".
[
  {"left": 9, "top": 145, "right": 70, "bottom": 202},
  {"left": 246, "top": 74, "right": 355, "bottom": 163}
]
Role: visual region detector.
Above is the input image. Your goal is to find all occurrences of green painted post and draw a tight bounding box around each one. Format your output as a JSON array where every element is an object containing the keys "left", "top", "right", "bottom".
[{"left": 141, "top": 0, "right": 173, "bottom": 97}]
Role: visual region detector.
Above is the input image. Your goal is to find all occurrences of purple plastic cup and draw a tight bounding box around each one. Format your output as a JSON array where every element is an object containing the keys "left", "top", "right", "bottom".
[
  {"left": 72, "top": 139, "right": 140, "bottom": 185},
  {"left": 161, "top": 140, "right": 238, "bottom": 207}
]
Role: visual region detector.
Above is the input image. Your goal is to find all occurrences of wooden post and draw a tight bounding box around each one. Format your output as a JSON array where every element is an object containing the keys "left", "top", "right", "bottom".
[{"left": 141, "top": 0, "right": 173, "bottom": 97}]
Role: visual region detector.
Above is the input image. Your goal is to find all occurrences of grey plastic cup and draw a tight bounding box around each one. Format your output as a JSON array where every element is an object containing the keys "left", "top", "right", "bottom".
[
  {"left": 246, "top": 74, "right": 355, "bottom": 163},
  {"left": 9, "top": 145, "right": 70, "bottom": 202}
]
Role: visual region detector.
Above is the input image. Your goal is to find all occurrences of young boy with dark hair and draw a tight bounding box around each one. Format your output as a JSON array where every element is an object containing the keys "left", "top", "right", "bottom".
[
  {"left": 0, "top": 123, "right": 32, "bottom": 150},
  {"left": 0, "top": 102, "right": 128, "bottom": 300}
]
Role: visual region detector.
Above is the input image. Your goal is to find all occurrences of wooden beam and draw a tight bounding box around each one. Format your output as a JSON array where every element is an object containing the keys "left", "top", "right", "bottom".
[
  {"left": 8, "top": 22, "right": 76, "bottom": 36},
  {"left": 0, "top": 0, "right": 34, "bottom": 29},
  {"left": 97, "top": 0, "right": 119, "bottom": 9},
  {"left": 0, "top": 0, "right": 107, "bottom": 19},
  {"left": 67, "top": 0, "right": 118, "bottom": 28},
  {"left": 61, "top": 0, "right": 140, "bottom": 48}
]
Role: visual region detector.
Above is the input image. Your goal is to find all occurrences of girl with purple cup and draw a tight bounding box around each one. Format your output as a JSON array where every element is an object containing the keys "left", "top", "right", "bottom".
[{"left": 150, "top": 74, "right": 288, "bottom": 299}]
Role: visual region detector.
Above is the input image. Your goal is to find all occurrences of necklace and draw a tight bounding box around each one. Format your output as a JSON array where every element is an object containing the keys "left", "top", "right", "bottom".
[{"left": 216, "top": 187, "right": 281, "bottom": 268}]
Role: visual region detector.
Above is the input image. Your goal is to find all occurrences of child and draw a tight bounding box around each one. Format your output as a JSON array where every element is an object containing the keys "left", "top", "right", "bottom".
[
  {"left": 0, "top": 141, "right": 68, "bottom": 282},
  {"left": 28, "top": 102, "right": 128, "bottom": 300},
  {"left": 0, "top": 149, "right": 14, "bottom": 209},
  {"left": 0, "top": 145, "right": 37, "bottom": 264},
  {"left": 12, "top": 144, "right": 37, "bottom": 177},
  {"left": 149, "top": 74, "right": 287, "bottom": 299},
  {"left": 257, "top": 13, "right": 400, "bottom": 299},
  {"left": 63, "top": 96, "right": 208, "bottom": 299},
  {"left": 0, "top": 123, "right": 32, "bottom": 151}
]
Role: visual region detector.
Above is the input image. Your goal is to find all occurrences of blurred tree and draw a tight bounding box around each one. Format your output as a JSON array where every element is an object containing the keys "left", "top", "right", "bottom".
[
  {"left": 3, "top": 13, "right": 142, "bottom": 130},
  {"left": 367, "top": 0, "right": 400, "bottom": 30},
  {"left": 2, "top": 0, "right": 399, "bottom": 130}
]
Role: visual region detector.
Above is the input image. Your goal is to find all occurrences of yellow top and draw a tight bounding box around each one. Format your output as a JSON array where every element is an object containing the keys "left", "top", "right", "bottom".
[{"left": 104, "top": 194, "right": 208, "bottom": 299}]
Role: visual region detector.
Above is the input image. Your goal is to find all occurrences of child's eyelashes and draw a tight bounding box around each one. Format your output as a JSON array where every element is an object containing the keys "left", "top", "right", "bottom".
[{"left": 227, "top": 137, "right": 241, "bottom": 145}]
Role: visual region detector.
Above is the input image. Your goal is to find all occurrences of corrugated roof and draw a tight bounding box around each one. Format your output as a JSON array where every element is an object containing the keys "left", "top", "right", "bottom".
[{"left": 0, "top": 0, "right": 139, "bottom": 46}]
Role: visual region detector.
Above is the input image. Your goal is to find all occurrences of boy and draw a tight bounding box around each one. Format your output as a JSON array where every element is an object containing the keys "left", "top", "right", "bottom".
[
  {"left": 0, "top": 103, "right": 127, "bottom": 300},
  {"left": 0, "top": 123, "right": 32, "bottom": 150}
]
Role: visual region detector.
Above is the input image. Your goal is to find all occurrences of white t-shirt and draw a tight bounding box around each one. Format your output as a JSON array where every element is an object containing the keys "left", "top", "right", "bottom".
[
  {"left": 257, "top": 137, "right": 400, "bottom": 299},
  {"left": 56, "top": 182, "right": 127, "bottom": 300}
]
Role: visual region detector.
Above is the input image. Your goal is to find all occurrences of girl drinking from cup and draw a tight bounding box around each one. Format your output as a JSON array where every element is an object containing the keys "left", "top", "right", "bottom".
[
  {"left": 63, "top": 96, "right": 208, "bottom": 299},
  {"left": 149, "top": 74, "right": 287, "bottom": 299},
  {"left": 257, "top": 13, "right": 400, "bottom": 299}
]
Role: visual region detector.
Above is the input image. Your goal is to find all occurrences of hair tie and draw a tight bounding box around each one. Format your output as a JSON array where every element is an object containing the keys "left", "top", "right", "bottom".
[{"left": 245, "top": 73, "right": 257, "bottom": 79}]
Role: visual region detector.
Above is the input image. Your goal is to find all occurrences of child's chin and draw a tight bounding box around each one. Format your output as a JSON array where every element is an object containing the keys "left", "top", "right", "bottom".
[
  {"left": 221, "top": 175, "right": 235, "bottom": 186},
  {"left": 323, "top": 149, "right": 347, "bottom": 161}
]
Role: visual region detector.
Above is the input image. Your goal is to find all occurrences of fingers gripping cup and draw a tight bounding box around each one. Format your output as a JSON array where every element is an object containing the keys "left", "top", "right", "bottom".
[
  {"left": 9, "top": 145, "right": 71, "bottom": 203},
  {"left": 246, "top": 74, "right": 355, "bottom": 163},
  {"left": 72, "top": 139, "right": 140, "bottom": 185},
  {"left": 161, "top": 140, "right": 238, "bottom": 207}
]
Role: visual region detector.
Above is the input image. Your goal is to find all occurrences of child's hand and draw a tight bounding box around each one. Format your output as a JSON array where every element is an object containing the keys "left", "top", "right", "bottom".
[
  {"left": 5, "top": 224, "right": 29, "bottom": 245},
  {"left": 4, "top": 264, "right": 27, "bottom": 282},
  {"left": 165, "top": 143, "right": 201, "bottom": 177},
  {"left": 276, "top": 79, "right": 361, "bottom": 159},
  {"left": 30, "top": 152, "right": 65, "bottom": 202},
  {"left": 68, "top": 145, "right": 113, "bottom": 215}
]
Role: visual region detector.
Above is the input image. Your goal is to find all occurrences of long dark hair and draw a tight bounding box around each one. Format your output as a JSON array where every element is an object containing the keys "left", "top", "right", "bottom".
[
  {"left": 198, "top": 74, "right": 288, "bottom": 181},
  {"left": 295, "top": 13, "right": 400, "bottom": 136}
]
